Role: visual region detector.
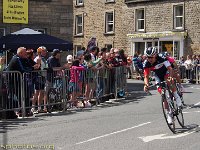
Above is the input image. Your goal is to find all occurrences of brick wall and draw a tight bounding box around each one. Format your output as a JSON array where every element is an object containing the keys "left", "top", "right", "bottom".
[
  {"left": 74, "top": 0, "right": 200, "bottom": 56},
  {"left": 0, "top": 0, "right": 73, "bottom": 43},
  {"left": 73, "top": 0, "right": 128, "bottom": 52}
]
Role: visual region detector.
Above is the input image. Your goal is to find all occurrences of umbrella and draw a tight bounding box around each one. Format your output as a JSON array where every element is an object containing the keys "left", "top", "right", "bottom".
[{"left": 0, "top": 28, "right": 72, "bottom": 51}]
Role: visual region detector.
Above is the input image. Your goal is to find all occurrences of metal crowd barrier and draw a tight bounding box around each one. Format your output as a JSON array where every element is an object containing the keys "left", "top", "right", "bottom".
[
  {"left": 0, "top": 71, "right": 24, "bottom": 117},
  {"left": 178, "top": 64, "right": 200, "bottom": 84},
  {"left": 0, "top": 66, "right": 127, "bottom": 119}
]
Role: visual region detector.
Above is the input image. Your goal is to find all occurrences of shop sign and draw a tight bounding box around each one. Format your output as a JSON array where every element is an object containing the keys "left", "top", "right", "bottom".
[{"left": 143, "top": 38, "right": 159, "bottom": 41}]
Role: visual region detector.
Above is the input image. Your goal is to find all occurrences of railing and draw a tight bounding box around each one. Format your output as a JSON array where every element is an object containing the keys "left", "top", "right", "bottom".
[{"left": 0, "top": 66, "right": 127, "bottom": 119}]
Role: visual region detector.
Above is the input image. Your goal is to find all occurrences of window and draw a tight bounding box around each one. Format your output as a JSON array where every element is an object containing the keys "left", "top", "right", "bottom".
[
  {"left": 76, "top": 0, "right": 83, "bottom": 6},
  {"left": 173, "top": 4, "right": 184, "bottom": 29},
  {"left": 135, "top": 8, "right": 145, "bottom": 32},
  {"left": 0, "top": 28, "right": 5, "bottom": 37},
  {"left": 35, "top": 29, "right": 46, "bottom": 34},
  {"left": 105, "top": 11, "right": 114, "bottom": 33},
  {"left": 75, "top": 14, "right": 83, "bottom": 35},
  {"left": 125, "top": 0, "right": 153, "bottom": 3},
  {"left": 105, "top": 44, "right": 113, "bottom": 51},
  {"left": 75, "top": 45, "right": 82, "bottom": 55},
  {"left": 105, "top": 0, "right": 115, "bottom": 3}
]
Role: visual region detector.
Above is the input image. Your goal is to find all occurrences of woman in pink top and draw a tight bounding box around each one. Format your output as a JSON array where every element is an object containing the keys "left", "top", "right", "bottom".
[{"left": 68, "top": 59, "right": 85, "bottom": 105}]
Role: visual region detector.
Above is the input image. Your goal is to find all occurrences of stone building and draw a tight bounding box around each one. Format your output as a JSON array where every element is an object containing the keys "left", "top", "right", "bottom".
[
  {"left": 73, "top": 0, "right": 200, "bottom": 59},
  {"left": 0, "top": 0, "right": 73, "bottom": 45}
]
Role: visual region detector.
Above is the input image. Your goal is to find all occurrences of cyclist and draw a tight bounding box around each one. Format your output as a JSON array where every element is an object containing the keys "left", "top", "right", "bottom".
[
  {"left": 143, "top": 47, "right": 182, "bottom": 124},
  {"left": 159, "top": 52, "right": 185, "bottom": 92}
]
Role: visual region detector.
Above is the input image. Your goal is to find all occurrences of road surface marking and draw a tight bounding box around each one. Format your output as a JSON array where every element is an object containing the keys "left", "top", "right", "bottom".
[
  {"left": 139, "top": 131, "right": 195, "bottom": 142},
  {"left": 183, "top": 110, "right": 200, "bottom": 114},
  {"left": 190, "top": 87, "right": 200, "bottom": 90},
  {"left": 76, "top": 122, "right": 151, "bottom": 145},
  {"left": 194, "top": 101, "right": 200, "bottom": 106}
]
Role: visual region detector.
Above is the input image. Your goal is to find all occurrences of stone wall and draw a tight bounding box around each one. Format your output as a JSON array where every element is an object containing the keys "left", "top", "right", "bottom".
[
  {"left": 74, "top": 0, "right": 200, "bottom": 56},
  {"left": 73, "top": 0, "right": 128, "bottom": 52},
  {"left": 0, "top": 0, "right": 73, "bottom": 43}
]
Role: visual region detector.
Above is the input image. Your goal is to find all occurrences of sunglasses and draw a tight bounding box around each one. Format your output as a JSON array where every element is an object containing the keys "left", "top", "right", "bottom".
[{"left": 147, "top": 56, "right": 154, "bottom": 59}]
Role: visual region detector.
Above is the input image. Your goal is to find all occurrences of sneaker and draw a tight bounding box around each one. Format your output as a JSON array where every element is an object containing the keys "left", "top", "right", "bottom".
[
  {"left": 77, "top": 101, "right": 84, "bottom": 108},
  {"left": 167, "top": 113, "right": 173, "bottom": 125},
  {"left": 84, "top": 101, "right": 91, "bottom": 108},
  {"left": 31, "top": 108, "right": 38, "bottom": 114},
  {"left": 15, "top": 111, "right": 22, "bottom": 118}
]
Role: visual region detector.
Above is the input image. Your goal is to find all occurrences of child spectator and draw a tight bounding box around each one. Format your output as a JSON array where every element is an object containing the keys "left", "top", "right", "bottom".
[
  {"left": 68, "top": 59, "right": 85, "bottom": 107},
  {"left": 84, "top": 53, "right": 102, "bottom": 107}
]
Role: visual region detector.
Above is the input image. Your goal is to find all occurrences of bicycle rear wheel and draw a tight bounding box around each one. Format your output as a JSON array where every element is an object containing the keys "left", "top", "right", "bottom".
[{"left": 161, "top": 96, "right": 176, "bottom": 133}]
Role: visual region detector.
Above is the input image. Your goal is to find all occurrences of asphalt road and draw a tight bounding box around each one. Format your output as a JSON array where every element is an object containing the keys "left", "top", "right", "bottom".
[{"left": 1, "top": 79, "right": 200, "bottom": 150}]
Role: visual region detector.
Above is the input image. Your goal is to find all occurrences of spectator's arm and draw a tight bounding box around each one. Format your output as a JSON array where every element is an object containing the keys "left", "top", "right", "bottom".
[{"left": 92, "top": 58, "right": 102, "bottom": 66}]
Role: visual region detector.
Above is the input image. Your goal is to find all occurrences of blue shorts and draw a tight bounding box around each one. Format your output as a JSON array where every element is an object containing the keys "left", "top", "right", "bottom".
[{"left": 68, "top": 82, "right": 79, "bottom": 93}]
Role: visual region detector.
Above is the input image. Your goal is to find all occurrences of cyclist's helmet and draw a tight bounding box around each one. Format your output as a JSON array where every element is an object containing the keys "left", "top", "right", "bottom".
[{"left": 144, "top": 47, "right": 157, "bottom": 57}]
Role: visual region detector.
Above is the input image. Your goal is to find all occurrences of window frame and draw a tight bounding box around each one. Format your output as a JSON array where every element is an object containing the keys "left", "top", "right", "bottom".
[
  {"left": 104, "top": 10, "right": 115, "bottom": 34},
  {"left": 74, "top": 45, "right": 82, "bottom": 56},
  {"left": 105, "top": 0, "right": 115, "bottom": 3},
  {"left": 105, "top": 44, "right": 113, "bottom": 51},
  {"left": 74, "top": 14, "right": 84, "bottom": 36},
  {"left": 0, "top": 28, "right": 6, "bottom": 37},
  {"left": 135, "top": 8, "right": 145, "bottom": 32},
  {"left": 173, "top": 3, "right": 184, "bottom": 30},
  {"left": 76, "top": 0, "right": 84, "bottom": 6},
  {"left": 35, "top": 28, "right": 46, "bottom": 34}
]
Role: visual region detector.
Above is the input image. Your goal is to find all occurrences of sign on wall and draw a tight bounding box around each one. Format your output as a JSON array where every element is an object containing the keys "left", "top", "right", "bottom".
[{"left": 3, "top": 0, "right": 28, "bottom": 24}]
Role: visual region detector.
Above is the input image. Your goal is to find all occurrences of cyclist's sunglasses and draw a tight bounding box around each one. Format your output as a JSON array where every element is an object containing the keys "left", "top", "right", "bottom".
[{"left": 147, "top": 56, "right": 154, "bottom": 59}]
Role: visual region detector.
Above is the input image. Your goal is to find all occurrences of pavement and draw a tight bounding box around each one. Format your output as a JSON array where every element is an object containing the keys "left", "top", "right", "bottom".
[{"left": 1, "top": 79, "right": 200, "bottom": 150}]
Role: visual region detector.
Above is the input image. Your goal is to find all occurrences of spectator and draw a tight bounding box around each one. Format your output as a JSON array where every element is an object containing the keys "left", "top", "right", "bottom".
[
  {"left": 7, "top": 47, "right": 39, "bottom": 117},
  {"left": 47, "top": 49, "right": 62, "bottom": 68},
  {"left": 118, "top": 49, "right": 128, "bottom": 66},
  {"left": 108, "top": 49, "right": 120, "bottom": 67},
  {"left": 76, "top": 50, "right": 85, "bottom": 59},
  {"left": 63, "top": 54, "right": 73, "bottom": 69},
  {"left": 96, "top": 49, "right": 107, "bottom": 100},
  {"left": 184, "top": 55, "right": 193, "bottom": 83},
  {"left": 68, "top": 59, "right": 85, "bottom": 107},
  {"left": 84, "top": 53, "right": 102, "bottom": 107},
  {"left": 179, "top": 56, "right": 186, "bottom": 80},
  {"left": 191, "top": 55, "right": 198, "bottom": 83},
  {"left": 179, "top": 56, "right": 185, "bottom": 65},
  {"left": 132, "top": 53, "right": 143, "bottom": 80},
  {"left": 127, "top": 56, "right": 132, "bottom": 79},
  {"left": 90, "top": 46, "right": 99, "bottom": 61},
  {"left": 87, "top": 37, "right": 97, "bottom": 52},
  {"left": 34, "top": 46, "right": 48, "bottom": 69},
  {"left": 34, "top": 46, "right": 48, "bottom": 113}
]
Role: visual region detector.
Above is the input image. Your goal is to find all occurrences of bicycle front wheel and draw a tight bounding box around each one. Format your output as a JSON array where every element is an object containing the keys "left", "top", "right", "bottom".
[{"left": 161, "top": 96, "right": 176, "bottom": 133}]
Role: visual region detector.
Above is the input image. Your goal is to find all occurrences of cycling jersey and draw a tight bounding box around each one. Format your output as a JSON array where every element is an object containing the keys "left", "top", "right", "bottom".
[
  {"left": 158, "top": 53, "right": 175, "bottom": 68},
  {"left": 143, "top": 55, "right": 171, "bottom": 81}
]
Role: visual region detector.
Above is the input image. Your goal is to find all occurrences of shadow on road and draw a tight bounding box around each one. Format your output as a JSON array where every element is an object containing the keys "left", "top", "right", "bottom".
[
  {"left": 175, "top": 124, "right": 200, "bottom": 134},
  {"left": 0, "top": 117, "right": 42, "bottom": 133}
]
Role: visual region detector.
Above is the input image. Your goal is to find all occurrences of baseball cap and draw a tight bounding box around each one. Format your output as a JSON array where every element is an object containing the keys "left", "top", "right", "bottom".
[
  {"left": 66, "top": 55, "right": 73, "bottom": 63},
  {"left": 52, "top": 49, "right": 61, "bottom": 56},
  {"left": 77, "top": 50, "right": 84, "bottom": 58}
]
